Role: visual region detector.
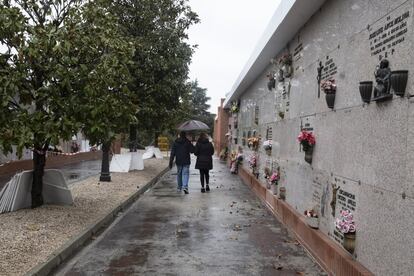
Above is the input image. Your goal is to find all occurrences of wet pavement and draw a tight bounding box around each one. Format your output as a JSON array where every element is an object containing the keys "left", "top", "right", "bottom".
[
  {"left": 0, "top": 159, "right": 102, "bottom": 190},
  {"left": 54, "top": 158, "right": 325, "bottom": 276}
]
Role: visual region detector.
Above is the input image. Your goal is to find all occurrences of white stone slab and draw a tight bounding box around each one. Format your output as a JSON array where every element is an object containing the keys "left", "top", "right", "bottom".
[
  {"left": 143, "top": 147, "right": 163, "bottom": 159},
  {"left": 0, "top": 169, "right": 73, "bottom": 213},
  {"left": 110, "top": 154, "right": 131, "bottom": 172},
  {"left": 153, "top": 148, "right": 163, "bottom": 159},
  {"left": 142, "top": 148, "right": 154, "bottom": 160},
  {"left": 43, "top": 169, "right": 73, "bottom": 205},
  {"left": 10, "top": 171, "right": 31, "bottom": 211},
  {"left": 129, "top": 152, "right": 144, "bottom": 171}
]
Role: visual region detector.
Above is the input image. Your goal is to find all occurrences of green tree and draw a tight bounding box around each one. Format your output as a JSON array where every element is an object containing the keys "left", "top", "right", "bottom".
[
  {"left": 71, "top": 0, "right": 136, "bottom": 181},
  {"left": 187, "top": 80, "right": 215, "bottom": 132},
  {"left": 111, "top": 0, "right": 199, "bottom": 149},
  {"left": 0, "top": 0, "right": 83, "bottom": 208},
  {"left": 0, "top": 0, "right": 135, "bottom": 207}
]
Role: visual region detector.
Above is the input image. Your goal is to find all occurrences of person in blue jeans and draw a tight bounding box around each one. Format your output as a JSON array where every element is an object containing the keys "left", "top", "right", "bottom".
[{"left": 169, "top": 131, "right": 194, "bottom": 194}]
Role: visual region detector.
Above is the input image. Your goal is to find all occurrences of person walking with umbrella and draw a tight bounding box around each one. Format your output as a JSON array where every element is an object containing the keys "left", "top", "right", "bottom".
[
  {"left": 169, "top": 131, "right": 195, "bottom": 194},
  {"left": 194, "top": 133, "right": 214, "bottom": 193}
]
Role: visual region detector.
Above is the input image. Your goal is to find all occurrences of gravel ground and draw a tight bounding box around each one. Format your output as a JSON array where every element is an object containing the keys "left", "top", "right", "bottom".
[{"left": 0, "top": 158, "right": 168, "bottom": 276}]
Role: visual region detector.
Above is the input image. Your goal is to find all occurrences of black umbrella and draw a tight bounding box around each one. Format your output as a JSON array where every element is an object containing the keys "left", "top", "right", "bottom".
[{"left": 177, "top": 120, "right": 210, "bottom": 131}]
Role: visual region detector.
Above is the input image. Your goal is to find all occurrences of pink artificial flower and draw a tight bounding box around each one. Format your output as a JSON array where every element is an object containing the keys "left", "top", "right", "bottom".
[
  {"left": 297, "top": 131, "right": 316, "bottom": 145},
  {"left": 342, "top": 224, "right": 350, "bottom": 233}
]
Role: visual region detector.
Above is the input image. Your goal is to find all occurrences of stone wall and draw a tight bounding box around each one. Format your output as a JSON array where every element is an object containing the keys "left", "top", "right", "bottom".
[{"left": 229, "top": 0, "right": 414, "bottom": 275}]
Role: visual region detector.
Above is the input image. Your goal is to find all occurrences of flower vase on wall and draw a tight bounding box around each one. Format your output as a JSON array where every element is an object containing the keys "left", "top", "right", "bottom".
[
  {"left": 343, "top": 232, "right": 356, "bottom": 254},
  {"left": 271, "top": 184, "right": 278, "bottom": 195},
  {"left": 304, "top": 145, "right": 313, "bottom": 164},
  {"left": 282, "top": 64, "right": 293, "bottom": 78},
  {"left": 359, "top": 81, "right": 373, "bottom": 103},
  {"left": 325, "top": 91, "right": 335, "bottom": 109},
  {"left": 279, "top": 187, "right": 286, "bottom": 200},
  {"left": 390, "top": 70, "right": 408, "bottom": 96},
  {"left": 321, "top": 79, "right": 336, "bottom": 109}
]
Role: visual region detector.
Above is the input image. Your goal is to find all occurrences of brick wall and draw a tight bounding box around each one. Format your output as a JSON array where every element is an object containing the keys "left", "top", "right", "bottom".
[{"left": 213, "top": 98, "right": 229, "bottom": 156}]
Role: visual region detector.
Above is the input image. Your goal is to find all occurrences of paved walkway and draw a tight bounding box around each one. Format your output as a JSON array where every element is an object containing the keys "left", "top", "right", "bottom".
[{"left": 55, "top": 158, "right": 325, "bottom": 276}]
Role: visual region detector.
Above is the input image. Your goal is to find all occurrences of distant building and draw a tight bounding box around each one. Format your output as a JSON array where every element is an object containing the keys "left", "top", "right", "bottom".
[{"left": 213, "top": 98, "right": 230, "bottom": 156}]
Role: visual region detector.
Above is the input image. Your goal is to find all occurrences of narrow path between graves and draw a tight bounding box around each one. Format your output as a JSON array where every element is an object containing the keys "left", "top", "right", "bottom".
[{"left": 55, "top": 158, "right": 325, "bottom": 276}]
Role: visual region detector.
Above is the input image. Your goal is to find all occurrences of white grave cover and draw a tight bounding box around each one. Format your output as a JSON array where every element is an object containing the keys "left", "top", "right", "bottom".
[
  {"left": 109, "top": 154, "right": 131, "bottom": 172},
  {"left": 129, "top": 152, "right": 144, "bottom": 171},
  {"left": 0, "top": 169, "right": 73, "bottom": 213}
]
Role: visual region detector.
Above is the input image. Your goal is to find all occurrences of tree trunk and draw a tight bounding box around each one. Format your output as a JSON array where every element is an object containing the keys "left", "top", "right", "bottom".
[
  {"left": 154, "top": 131, "right": 160, "bottom": 147},
  {"left": 100, "top": 141, "right": 111, "bottom": 182},
  {"left": 32, "top": 149, "right": 46, "bottom": 208},
  {"left": 129, "top": 124, "right": 137, "bottom": 152}
]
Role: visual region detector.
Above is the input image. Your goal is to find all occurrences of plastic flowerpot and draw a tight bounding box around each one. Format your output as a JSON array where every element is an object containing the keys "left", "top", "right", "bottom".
[
  {"left": 267, "top": 78, "right": 275, "bottom": 91},
  {"left": 271, "top": 184, "right": 278, "bottom": 195},
  {"left": 359, "top": 81, "right": 373, "bottom": 103},
  {"left": 390, "top": 70, "right": 408, "bottom": 96},
  {"left": 304, "top": 146, "right": 313, "bottom": 164},
  {"left": 282, "top": 64, "right": 293, "bottom": 78},
  {"left": 325, "top": 92, "right": 335, "bottom": 109},
  {"left": 343, "top": 232, "right": 356, "bottom": 254},
  {"left": 306, "top": 216, "right": 319, "bottom": 229},
  {"left": 279, "top": 187, "right": 286, "bottom": 200}
]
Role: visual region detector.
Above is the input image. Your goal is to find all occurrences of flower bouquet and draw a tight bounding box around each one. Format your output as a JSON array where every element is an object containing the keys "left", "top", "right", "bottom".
[
  {"left": 247, "top": 137, "right": 260, "bottom": 151},
  {"left": 304, "top": 209, "right": 319, "bottom": 229},
  {"left": 231, "top": 101, "right": 239, "bottom": 114},
  {"left": 335, "top": 210, "right": 356, "bottom": 253},
  {"left": 269, "top": 171, "right": 279, "bottom": 185},
  {"left": 263, "top": 140, "right": 272, "bottom": 155},
  {"left": 297, "top": 131, "right": 315, "bottom": 151},
  {"left": 219, "top": 148, "right": 228, "bottom": 162},
  {"left": 279, "top": 53, "right": 293, "bottom": 78},
  {"left": 297, "top": 130, "right": 315, "bottom": 163},
  {"left": 279, "top": 53, "right": 292, "bottom": 66},
  {"left": 267, "top": 72, "right": 276, "bottom": 90},
  {"left": 335, "top": 210, "right": 356, "bottom": 234},
  {"left": 320, "top": 79, "right": 337, "bottom": 94},
  {"left": 297, "top": 130, "right": 315, "bottom": 164},
  {"left": 321, "top": 79, "right": 336, "bottom": 109},
  {"left": 269, "top": 171, "right": 280, "bottom": 195},
  {"left": 248, "top": 154, "right": 258, "bottom": 177},
  {"left": 264, "top": 167, "right": 271, "bottom": 189}
]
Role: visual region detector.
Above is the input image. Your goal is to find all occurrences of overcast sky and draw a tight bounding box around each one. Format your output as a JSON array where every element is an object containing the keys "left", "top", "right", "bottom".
[{"left": 187, "top": 0, "right": 281, "bottom": 114}]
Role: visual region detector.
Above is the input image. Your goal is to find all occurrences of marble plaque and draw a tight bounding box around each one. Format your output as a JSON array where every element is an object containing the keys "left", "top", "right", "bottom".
[
  {"left": 368, "top": 3, "right": 412, "bottom": 60},
  {"left": 330, "top": 175, "right": 358, "bottom": 244}
]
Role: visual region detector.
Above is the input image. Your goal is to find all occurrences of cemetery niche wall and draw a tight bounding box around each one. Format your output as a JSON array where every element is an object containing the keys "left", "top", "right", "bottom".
[{"left": 225, "top": 1, "right": 414, "bottom": 275}]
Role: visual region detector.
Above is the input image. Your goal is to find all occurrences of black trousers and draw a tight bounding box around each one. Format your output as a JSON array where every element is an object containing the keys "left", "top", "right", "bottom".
[{"left": 199, "top": 169, "right": 210, "bottom": 187}]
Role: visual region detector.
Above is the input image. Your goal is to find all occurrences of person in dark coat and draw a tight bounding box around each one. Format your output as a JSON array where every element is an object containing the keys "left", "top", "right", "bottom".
[
  {"left": 169, "top": 131, "right": 194, "bottom": 194},
  {"left": 194, "top": 132, "right": 214, "bottom": 193}
]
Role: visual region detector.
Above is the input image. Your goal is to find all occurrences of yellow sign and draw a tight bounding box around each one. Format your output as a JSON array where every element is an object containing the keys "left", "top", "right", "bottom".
[{"left": 158, "top": 136, "right": 169, "bottom": 151}]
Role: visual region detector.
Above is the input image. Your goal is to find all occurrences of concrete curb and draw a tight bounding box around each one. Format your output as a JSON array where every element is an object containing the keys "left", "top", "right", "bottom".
[{"left": 25, "top": 166, "right": 170, "bottom": 276}]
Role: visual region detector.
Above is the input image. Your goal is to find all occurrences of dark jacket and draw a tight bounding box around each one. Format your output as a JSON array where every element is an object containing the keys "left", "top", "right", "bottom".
[
  {"left": 170, "top": 137, "right": 194, "bottom": 166},
  {"left": 194, "top": 138, "right": 214, "bottom": 170}
]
